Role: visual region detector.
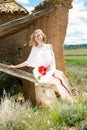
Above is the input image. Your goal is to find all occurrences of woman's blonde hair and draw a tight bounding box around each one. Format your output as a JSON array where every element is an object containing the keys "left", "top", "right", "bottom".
[{"left": 29, "top": 29, "right": 46, "bottom": 46}]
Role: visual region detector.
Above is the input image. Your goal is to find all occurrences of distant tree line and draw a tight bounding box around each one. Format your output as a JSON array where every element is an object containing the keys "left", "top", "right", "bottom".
[{"left": 64, "top": 44, "right": 87, "bottom": 49}]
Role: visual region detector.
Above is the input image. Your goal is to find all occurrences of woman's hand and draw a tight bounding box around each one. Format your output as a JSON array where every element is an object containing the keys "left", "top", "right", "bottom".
[
  {"left": 7, "top": 61, "right": 27, "bottom": 69},
  {"left": 8, "top": 65, "right": 15, "bottom": 69},
  {"left": 46, "top": 64, "right": 51, "bottom": 70}
]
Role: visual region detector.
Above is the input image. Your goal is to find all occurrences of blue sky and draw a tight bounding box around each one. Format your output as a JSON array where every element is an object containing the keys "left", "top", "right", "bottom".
[{"left": 15, "top": 0, "right": 87, "bottom": 45}]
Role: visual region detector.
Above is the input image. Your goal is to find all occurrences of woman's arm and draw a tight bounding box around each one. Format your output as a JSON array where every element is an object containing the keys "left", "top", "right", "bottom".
[{"left": 8, "top": 61, "right": 28, "bottom": 69}]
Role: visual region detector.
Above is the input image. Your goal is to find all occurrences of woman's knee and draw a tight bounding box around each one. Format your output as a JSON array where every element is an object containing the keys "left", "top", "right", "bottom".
[
  {"left": 54, "top": 70, "right": 64, "bottom": 78},
  {"left": 48, "top": 76, "right": 60, "bottom": 85},
  {"left": 57, "top": 70, "right": 64, "bottom": 75}
]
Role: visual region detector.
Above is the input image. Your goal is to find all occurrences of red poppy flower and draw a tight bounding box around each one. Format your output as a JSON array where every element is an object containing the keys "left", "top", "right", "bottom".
[{"left": 38, "top": 66, "right": 47, "bottom": 75}]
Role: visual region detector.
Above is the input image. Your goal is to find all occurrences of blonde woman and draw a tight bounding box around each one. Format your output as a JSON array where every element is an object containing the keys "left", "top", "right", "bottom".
[{"left": 8, "top": 29, "right": 73, "bottom": 101}]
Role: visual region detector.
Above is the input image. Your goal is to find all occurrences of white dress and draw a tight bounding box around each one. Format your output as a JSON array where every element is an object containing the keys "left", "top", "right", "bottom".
[{"left": 25, "top": 44, "right": 56, "bottom": 83}]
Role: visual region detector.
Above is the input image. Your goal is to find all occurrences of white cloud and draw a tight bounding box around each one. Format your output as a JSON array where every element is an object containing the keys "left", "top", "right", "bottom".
[
  {"left": 15, "top": 0, "right": 29, "bottom": 4},
  {"left": 65, "top": 0, "right": 87, "bottom": 45},
  {"left": 15, "top": 0, "right": 34, "bottom": 13},
  {"left": 24, "top": 6, "right": 34, "bottom": 13}
]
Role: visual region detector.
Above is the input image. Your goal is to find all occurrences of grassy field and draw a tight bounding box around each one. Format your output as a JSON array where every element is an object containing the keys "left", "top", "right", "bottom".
[
  {"left": 64, "top": 48, "right": 87, "bottom": 92},
  {"left": 64, "top": 48, "right": 87, "bottom": 66},
  {"left": 0, "top": 48, "right": 87, "bottom": 130}
]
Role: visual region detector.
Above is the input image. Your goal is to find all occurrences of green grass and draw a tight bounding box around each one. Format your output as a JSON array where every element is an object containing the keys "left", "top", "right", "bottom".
[
  {"left": 64, "top": 48, "right": 87, "bottom": 91},
  {"left": 65, "top": 59, "right": 87, "bottom": 67},
  {"left": 64, "top": 48, "right": 87, "bottom": 67},
  {"left": 0, "top": 96, "right": 87, "bottom": 130}
]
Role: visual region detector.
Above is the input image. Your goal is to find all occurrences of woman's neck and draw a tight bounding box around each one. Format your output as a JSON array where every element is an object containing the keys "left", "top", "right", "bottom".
[{"left": 37, "top": 42, "right": 44, "bottom": 47}]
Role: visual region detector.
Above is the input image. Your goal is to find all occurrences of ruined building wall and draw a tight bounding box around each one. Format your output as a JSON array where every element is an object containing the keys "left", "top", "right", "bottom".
[{"left": 0, "top": 5, "right": 69, "bottom": 72}]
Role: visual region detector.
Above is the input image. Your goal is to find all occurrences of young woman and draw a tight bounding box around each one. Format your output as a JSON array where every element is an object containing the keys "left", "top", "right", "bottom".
[{"left": 8, "top": 29, "right": 73, "bottom": 102}]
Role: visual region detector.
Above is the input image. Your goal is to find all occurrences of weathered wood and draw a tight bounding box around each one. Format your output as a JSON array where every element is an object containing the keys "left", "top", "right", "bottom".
[
  {"left": 35, "top": 84, "right": 57, "bottom": 108},
  {"left": 0, "top": 63, "right": 35, "bottom": 83},
  {"left": 0, "top": 6, "right": 55, "bottom": 38},
  {"left": 0, "top": 63, "right": 56, "bottom": 89},
  {"left": 0, "top": 63, "right": 58, "bottom": 107}
]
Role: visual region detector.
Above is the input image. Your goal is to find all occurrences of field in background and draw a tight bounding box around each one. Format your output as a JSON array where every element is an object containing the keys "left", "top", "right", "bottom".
[
  {"left": 64, "top": 48, "right": 87, "bottom": 66},
  {"left": 64, "top": 48, "right": 87, "bottom": 93}
]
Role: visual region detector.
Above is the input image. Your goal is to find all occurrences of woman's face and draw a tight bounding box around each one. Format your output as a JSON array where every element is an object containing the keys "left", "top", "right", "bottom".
[{"left": 34, "top": 31, "right": 43, "bottom": 44}]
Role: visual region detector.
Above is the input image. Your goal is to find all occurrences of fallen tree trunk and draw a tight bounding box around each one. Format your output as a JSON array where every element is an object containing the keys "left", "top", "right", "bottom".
[
  {"left": 0, "top": 63, "right": 57, "bottom": 108},
  {"left": 0, "top": 6, "right": 55, "bottom": 38},
  {"left": 0, "top": 63, "right": 35, "bottom": 82},
  {"left": 0, "top": 63, "right": 56, "bottom": 89}
]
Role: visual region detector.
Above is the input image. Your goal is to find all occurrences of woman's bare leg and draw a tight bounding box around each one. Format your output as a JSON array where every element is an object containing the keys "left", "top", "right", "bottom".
[
  {"left": 48, "top": 76, "right": 73, "bottom": 102},
  {"left": 53, "top": 70, "right": 72, "bottom": 96}
]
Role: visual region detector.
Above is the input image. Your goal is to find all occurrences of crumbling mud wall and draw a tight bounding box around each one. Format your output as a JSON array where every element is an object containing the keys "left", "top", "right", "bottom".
[{"left": 0, "top": 0, "right": 72, "bottom": 72}]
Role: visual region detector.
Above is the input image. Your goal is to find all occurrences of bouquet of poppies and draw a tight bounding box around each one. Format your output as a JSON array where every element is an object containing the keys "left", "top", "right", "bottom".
[{"left": 33, "top": 66, "right": 47, "bottom": 82}]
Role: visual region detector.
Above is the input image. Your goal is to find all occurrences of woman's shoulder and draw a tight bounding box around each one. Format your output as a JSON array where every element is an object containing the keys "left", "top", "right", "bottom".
[
  {"left": 46, "top": 44, "right": 53, "bottom": 50},
  {"left": 45, "top": 43, "right": 52, "bottom": 48}
]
